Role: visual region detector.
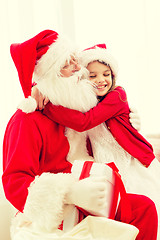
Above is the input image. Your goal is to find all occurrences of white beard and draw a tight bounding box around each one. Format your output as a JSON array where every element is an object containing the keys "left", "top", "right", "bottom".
[
  {"left": 37, "top": 72, "right": 98, "bottom": 163},
  {"left": 37, "top": 72, "right": 98, "bottom": 112}
]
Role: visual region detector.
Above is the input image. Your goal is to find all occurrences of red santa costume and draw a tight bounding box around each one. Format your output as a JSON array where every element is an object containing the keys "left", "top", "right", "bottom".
[{"left": 2, "top": 30, "right": 158, "bottom": 240}]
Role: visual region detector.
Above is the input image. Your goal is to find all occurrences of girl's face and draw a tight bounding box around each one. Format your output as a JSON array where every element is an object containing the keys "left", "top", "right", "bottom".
[
  {"left": 87, "top": 61, "right": 113, "bottom": 97},
  {"left": 60, "top": 56, "right": 81, "bottom": 77}
]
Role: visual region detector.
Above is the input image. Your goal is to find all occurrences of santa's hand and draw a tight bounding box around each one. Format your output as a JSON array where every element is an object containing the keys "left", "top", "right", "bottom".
[
  {"left": 65, "top": 176, "right": 107, "bottom": 213},
  {"left": 129, "top": 106, "right": 141, "bottom": 131},
  {"left": 31, "top": 85, "right": 49, "bottom": 110}
]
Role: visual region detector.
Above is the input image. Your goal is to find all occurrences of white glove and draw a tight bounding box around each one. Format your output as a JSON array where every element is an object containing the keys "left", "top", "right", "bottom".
[
  {"left": 129, "top": 106, "right": 141, "bottom": 131},
  {"left": 65, "top": 176, "right": 108, "bottom": 213}
]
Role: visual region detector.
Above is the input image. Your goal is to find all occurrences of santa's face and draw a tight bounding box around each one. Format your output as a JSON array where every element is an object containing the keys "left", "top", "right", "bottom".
[
  {"left": 87, "top": 61, "right": 113, "bottom": 97},
  {"left": 60, "top": 56, "right": 81, "bottom": 77}
]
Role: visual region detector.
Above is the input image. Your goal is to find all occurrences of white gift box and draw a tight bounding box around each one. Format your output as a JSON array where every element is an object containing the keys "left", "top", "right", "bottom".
[
  {"left": 71, "top": 160, "right": 116, "bottom": 218},
  {"left": 63, "top": 161, "right": 130, "bottom": 233}
]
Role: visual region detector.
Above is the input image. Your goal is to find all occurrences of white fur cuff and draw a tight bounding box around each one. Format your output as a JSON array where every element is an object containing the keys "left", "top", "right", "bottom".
[{"left": 23, "top": 172, "right": 74, "bottom": 232}]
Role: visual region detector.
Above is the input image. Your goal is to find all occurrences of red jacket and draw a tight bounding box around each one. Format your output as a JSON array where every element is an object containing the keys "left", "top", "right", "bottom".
[
  {"left": 43, "top": 86, "right": 155, "bottom": 167},
  {"left": 2, "top": 109, "right": 72, "bottom": 212}
]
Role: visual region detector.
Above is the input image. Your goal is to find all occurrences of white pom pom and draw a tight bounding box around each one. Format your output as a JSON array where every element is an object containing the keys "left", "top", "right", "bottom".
[{"left": 18, "top": 96, "right": 37, "bottom": 113}]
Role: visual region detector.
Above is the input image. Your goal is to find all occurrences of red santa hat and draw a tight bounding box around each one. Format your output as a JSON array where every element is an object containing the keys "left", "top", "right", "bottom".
[
  {"left": 10, "top": 29, "right": 76, "bottom": 98},
  {"left": 79, "top": 44, "right": 118, "bottom": 80}
]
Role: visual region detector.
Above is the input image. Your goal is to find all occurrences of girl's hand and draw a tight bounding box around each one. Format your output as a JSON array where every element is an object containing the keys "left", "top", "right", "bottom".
[
  {"left": 129, "top": 107, "right": 141, "bottom": 131},
  {"left": 31, "top": 86, "right": 49, "bottom": 110}
]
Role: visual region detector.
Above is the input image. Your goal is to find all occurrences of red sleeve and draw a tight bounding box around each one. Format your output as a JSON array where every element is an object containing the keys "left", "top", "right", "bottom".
[
  {"left": 2, "top": 112, "right": 42, "bottom": 212},
  {"left": 43, "top": 87, "right": 129, "bottom": 132}
]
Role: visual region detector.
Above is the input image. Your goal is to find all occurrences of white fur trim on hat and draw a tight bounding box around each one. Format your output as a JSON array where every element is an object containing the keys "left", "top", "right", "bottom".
[
  {"left": 33, "top": 35, "right": 78, "bottom": 82},
  {"left": 79, "top": 47, "right": 118, "bottom": 79},
  {"left": 17, "top": 96, "right": 37, "bottom": 113}
]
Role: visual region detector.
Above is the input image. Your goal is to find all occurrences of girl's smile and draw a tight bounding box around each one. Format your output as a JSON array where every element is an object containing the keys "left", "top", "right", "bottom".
[{"left": 87, "top": 61, "right": 113, "bottom": 97}]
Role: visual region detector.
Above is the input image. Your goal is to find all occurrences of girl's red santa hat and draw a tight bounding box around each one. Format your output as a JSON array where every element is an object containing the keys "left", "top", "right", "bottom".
[
  {"left": 79, "top": 44, "right": 118, "bottom": 80},
  {"left": 10, "top": 29, "right": 76, "bottom": 98}
]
